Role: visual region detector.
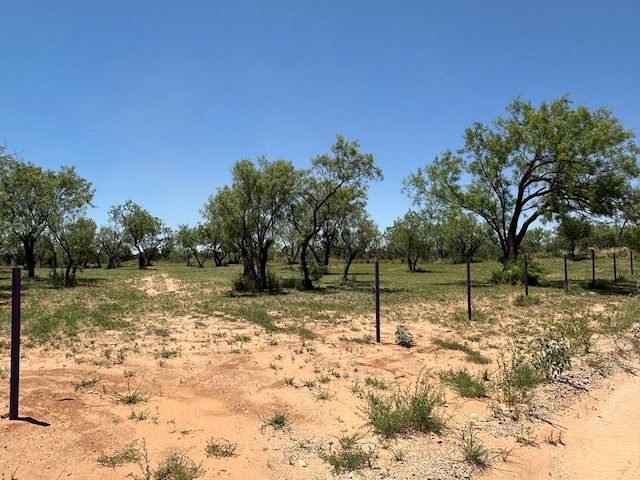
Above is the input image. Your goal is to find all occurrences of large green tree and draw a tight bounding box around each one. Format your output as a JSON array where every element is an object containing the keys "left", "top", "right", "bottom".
[
  {"left": 290, "top": 134, "right": 383, "bottom": 289},
  {"left": 0, "top": 150, "right": 94, "bottom": 277},
  {"left": 175, "top": 223, "right": 220, "bottom": 268},
  {"left": 204, "top": 157, "right": 298, "bottom": 289},
  {"left": 404, "top": 96, "right": 639, "bottom": 262},
  {"left": 338, "top": 210, "right": 379, "bottom": 281},
  {"left": 556, "top": 216, "right": 592, "bottom": 258},
  {"left": 109, "top": 200, "right": 167, "bottom": 269},
  {"left": 385, "top": 210, "right": 433, "bottom": 272},
  {"left": 49, "top": 217, "right": 97, "bottom": 284}
]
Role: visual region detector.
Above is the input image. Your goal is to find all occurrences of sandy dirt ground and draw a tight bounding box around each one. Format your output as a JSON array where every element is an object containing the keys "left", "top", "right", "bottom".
[{"left": 1, "top": 275, "right": 638, "bottom": 480}]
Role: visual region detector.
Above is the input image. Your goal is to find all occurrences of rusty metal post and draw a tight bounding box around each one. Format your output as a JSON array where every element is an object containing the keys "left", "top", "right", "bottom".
[{"left": 466, "top": 257, "right": 472, "bottom": 321}]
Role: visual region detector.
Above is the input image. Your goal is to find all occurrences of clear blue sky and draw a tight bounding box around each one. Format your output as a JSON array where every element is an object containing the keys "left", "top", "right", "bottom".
[{"left": 1, "top": 0, "right": 638, "bottom": 231}]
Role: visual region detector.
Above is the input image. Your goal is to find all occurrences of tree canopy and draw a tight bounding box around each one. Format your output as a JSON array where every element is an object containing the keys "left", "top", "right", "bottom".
[
  {"left": 404, "top": 96, "right": 639, "bottom": 262},
  {"left": 0, "top": 150, "right": 94, "bottom": 277}
]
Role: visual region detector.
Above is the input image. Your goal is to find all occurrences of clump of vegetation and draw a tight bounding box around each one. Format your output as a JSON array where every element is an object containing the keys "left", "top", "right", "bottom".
[
  {"left": 490, "top": 262, "right": 541, "bottom": 286},
  {"left": 149, "top": 453, "right": 203, "bottom": 480},
  {"left": 108, "top": 381, "right": 150, "bottom": 405},
  {"left": 320, "top": 434, "right": 376, "bottom": 473},
  {"left": 513, "top": 294, "right": 541, "bottom": 307},
  {"left": 531, "top": 336, "right": 571, "bottom": 380},
  {"left": 73, "top": 376, "right": 99, "bottom": 391},
  {"left": 395, "top": 324, "right": 415, "bottom": 348},
  {"left": 460, "top": 422, "right": 490, "bottom": 467},
  {"left": 261, "top": 412, "right": 290, "bottom": 431},
  {"left": 97, "top": 441, "right": 141, "bottom": 468},
  {"left": 363, "top": 372, "right": 445, "bottom": 437},
  {"left": 494, "top": 343, "right": 542, "bottom": 411},
  {"left": 493, "top": 335, "right": 571, "bottom": 413},
  {"left": 98, "top": 439, "right": 203, "bottom": 480},
  {"left": 432, "top": 338, "right": 490, "bottom": 364},
  {"left": 205, "top": 438, "right": 238, "bottom": 458},
  {"left": 440, "top": 369, "right": 487, "bottom": 398}
]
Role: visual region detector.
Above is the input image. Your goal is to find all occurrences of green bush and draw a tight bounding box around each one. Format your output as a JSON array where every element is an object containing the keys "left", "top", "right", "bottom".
[
  {"left": 490, "top": 261, "right": 542, "bottom": 286},
  {"left": 531, "top": 337, "right": 571, "bottom": 380},
  {"left": 363, "top": 373, "right": 445, "bottom": 437},
  {"left": 320, "top": 434, "right": 376, "bottom": 473},
  {"left": 494, "top": 342, "right": 544, "bottom": 410},
  {"left": 395, "top": 325, "right": 415, "bottom": 348}
]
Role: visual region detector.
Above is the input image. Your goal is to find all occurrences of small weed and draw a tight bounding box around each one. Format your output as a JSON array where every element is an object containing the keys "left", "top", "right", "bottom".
[
  {"left": 73, "top": 376, "right": 99, "bottom": 392},
  {"left": 460, "top": 422, "right": 490, "bottom": 467},
  {"left": 313, "top": 388, "right": 334, "bottom": 401},
  {"left": 128, "top": 409, "right": 149, "bottom": 423},
  {"left": 318, "top": 375, "right": 331, "bottom": 384},
  {"left": 261, "top": 412, "right": 290, "bottom": 431},
  {"left": 108, "top": 382, "right": 150, "bottom": 405},
  {"left": 156, "top": 347, "right": 178, "bottom": 359},
  {"left": 515, "top": 425, "right": 537, "bottom": 446},
  {"left": 320, "top": 434, "right": 376, "bottom": 473},
  {"left": 97, "top": 442, "right": 140, "bottom": 468},
  {"left": 302, "top": 379, "right": 316, "bottom": 388},
  {"left": 340, "top": 334, "right": 373, "bottom": 344},
  {"left": 545, "top": 430, "right": 564, "bottom": 446},
  {"left": 283, "top": 377, "right": 295, "bottom": 387},
  {"left": 205, "top": 437, "right": 238, "bottom": 458},
  {"left": 364, "top": 376, "right": 388, "bottom": 390}
]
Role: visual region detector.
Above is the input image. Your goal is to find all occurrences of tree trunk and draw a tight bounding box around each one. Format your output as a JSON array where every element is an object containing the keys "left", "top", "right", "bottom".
[
  {"left": 301, "top": 240, "right": 313, "bottom": 289},
  {"left": 22, "top": 236, "right": 36, "bottom": 278},
  {"left": 343, "top": 251, "right": 357, "bottom": 282},
  {"left": 138, "top": 252, "right": 145, "bottom": 269},
  {"left": 65, "top": 262, "right": 73, "bottom": 285}
]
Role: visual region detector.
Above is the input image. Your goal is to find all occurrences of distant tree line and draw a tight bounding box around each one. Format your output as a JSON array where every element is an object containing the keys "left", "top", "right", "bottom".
[{"left": 1, "top": 96, "right": 638, "bottom": 287}]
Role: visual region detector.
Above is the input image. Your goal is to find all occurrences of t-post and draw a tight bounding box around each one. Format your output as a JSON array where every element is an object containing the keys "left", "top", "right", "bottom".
[
  {"left": 466, "top": 257, "right": 472, "bottom": 321},
  {"left": 9, "top": 268, "right": 21, "bottom": 420},
  {"left": 563, "top": 254, "right": 568, "bottom": 289},
  {"left": 375, "top": 261, "right": 380, "bottom": 343}
]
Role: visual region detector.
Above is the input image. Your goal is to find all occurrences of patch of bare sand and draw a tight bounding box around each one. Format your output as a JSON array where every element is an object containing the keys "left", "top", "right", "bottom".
[{"left": 480, "top": 363, "right": 640, "bottom": 480}]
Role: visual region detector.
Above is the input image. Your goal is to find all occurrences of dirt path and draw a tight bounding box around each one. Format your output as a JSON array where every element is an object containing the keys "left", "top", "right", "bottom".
[
  {"left": 485, "top": 365, "right": 640, "bottom": 480},
  {"left": 551, "top": 369, "right": 640, "bottom": 479}
]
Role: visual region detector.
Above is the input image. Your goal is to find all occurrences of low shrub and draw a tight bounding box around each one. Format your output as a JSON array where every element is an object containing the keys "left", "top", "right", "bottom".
[
  {"left": 395, "top": 325, "right": 415, "bottom": 348},
  {"left": 490, "top": 261, "right": 542, "bottom": 286},
  {"left": 363, "top": 372, "right": 445, "bottom": 437}
]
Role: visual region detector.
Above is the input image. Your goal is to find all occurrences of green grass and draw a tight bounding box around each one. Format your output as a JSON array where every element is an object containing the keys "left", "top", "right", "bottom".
[
  {"left": 0, "top": 257, "right": 635, "bottom": 349},
  {"left": 73, "top": 376, "right": 100, "bottom": 391},
  {"left": 432, "top": 338, "right": 491, "bottom": 365},
  {"left": 439, "top": 369, "right": 487, "bottom": 398},
  {"left": 109, "top": 382, "right": 150, "bottom": 405},
  {"left": 261, "top": 412, "right": 290, "bottom": 431},
  {"left": 205, "top": 438, "right": 238, "bottom": 458}
]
